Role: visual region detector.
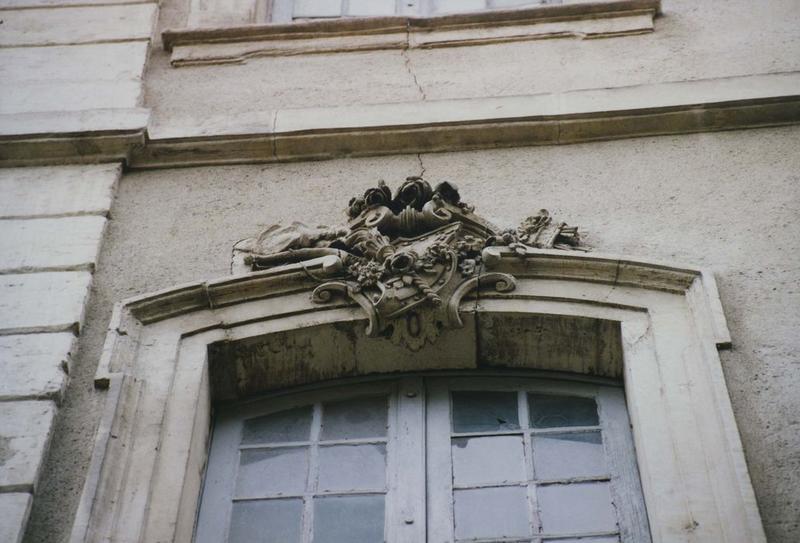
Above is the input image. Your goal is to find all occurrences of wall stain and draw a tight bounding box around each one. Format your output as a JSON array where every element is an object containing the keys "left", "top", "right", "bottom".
[{"left": 0, "top": 435, "right": 15, "bottom": 467}]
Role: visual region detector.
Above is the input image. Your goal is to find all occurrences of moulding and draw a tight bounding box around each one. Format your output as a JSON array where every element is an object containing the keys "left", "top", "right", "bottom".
[
  {"left": 112, "top": 249, "right": 710, "bottom": 334},
  {"left": 0, "top": 108, "right": 149, "bottom": 167},
  {"left": 165, "top": 1, "right": 658, "bottom": 67},
  {"left": 2, "top": 74, "right": 798, "bottom": 168},
  {"left": 90, "top": 248, "right": 732, "bottom": 389},
  {"left": 166, "top": 0, "right": 659, "bottom": 50},
  {"left": 134, "top": 72, "right": 800, "bottom": 169}
]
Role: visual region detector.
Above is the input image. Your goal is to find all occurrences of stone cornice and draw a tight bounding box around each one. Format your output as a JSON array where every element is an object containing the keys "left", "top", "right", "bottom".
[
  {"left": 0, "top": 108, "right": 149, "bottom": 167},
  {"left": 1, "top": 73, "right": 798, "bottom": 168},
  {"left": 133, "top": 71, "right": 800, "bottom": 168},
  {"left": 112, "top": 249, "right": 727, "bottom": 344}
]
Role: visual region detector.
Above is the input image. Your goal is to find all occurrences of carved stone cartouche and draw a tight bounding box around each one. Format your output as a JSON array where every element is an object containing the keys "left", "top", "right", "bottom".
[{"left": 233, "top": 177, "right": 583, "bottom": 351}]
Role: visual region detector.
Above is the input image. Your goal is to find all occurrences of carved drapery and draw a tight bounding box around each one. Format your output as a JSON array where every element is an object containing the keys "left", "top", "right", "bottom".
[{"left": 233, "top": 177, "right": 583, "bottom": 350}]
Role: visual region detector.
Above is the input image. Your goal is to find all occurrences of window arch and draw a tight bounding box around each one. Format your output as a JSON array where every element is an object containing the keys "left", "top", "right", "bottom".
[{"left": 70, "top": 250, "right": 766, "bottom": 543}]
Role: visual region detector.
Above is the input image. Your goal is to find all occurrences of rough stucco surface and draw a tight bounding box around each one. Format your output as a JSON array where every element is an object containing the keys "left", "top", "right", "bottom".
[
  {"left": 145, "top": 0, "right": 800, "bottom": 135},
  {"left": 25, "top": 126, "right": 800, "bottom": 542}
]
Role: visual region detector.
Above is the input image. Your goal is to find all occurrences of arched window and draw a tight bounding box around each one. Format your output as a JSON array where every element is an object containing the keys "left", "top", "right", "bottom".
[
  {"left": 196, "top": 375, "right": 649, "bottom": 542},
  {"left": 70, "top": 249, "right": 766, "bottom": 543}
]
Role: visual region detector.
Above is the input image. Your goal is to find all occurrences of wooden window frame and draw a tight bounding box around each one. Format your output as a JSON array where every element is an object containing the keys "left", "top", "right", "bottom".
[
  {"left": 196, "top": 378, "right": 426, "bottom": 542},
  {"left": 426, "top": 376, "right": 649, "bottom": 543},
  {"left": 196, "top": 374, "right": 649, "bottom": 542}
]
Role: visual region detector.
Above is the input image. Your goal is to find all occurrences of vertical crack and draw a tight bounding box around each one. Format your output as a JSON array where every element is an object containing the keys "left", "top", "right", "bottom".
[
  {"left": 402, "top": 22, "right": 427, "bottom": 101},
  {"left": 416, "top": 153, "right": 427, "bottom": 178},
  {"left": 270, "top": 109, "right": 279, "bottom": 159}
]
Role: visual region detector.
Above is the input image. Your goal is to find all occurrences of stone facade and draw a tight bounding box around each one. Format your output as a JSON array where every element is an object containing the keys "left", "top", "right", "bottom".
[
  {"left": 0, "top": 165, "right": 119, "bottom": 542},
  {"left": 0, "top": 0, "right": 799, "bottom": 542}
]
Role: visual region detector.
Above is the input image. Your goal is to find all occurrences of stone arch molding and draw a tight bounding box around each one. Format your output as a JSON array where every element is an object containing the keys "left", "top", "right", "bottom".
[{"left": 71, "top": 180, "right": 765, "bottom": 543}]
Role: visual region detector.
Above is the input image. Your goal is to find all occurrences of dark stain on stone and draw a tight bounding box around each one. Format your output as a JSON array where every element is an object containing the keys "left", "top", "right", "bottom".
[{"left": 0, "top": 435, "right": 15, "bottom": 467}]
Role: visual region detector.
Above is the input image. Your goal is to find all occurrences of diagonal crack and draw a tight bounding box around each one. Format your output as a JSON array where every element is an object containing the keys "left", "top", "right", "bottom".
[
  {"left": 416, "top": 153, "right": 427, "bottom": 178},
  {"left": 402, "top": 22, "right": 427, "bottom": 101}
]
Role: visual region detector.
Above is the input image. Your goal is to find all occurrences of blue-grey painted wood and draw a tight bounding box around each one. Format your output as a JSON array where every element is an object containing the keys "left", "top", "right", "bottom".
[{"left": 195, "top": 376, "right": 650, "bottom": 542}]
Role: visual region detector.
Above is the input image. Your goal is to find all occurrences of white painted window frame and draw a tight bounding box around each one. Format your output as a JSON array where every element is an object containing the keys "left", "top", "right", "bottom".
[
  {"left": 196, "top": 375, "right": 648, "bottom": 542},
  {"left": 196, "top": 378, "right": 426, "bottom": 542},
  {"left": 69, "top": 248, "right": 766, "bottom": 543},
  {"left": 426, "top": 376, "right": 649, "bottom": 542}
]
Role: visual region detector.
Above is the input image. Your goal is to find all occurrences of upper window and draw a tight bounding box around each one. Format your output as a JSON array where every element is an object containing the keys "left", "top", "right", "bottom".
[
  {"left": 195, "top": 375, "right": 650, "bottom": 542},
  {"left": 170, "top": 0, "right": 658, "bottom": 67},
  {"left": 269, "top": 0, "right": 558, "bottom": 22}
]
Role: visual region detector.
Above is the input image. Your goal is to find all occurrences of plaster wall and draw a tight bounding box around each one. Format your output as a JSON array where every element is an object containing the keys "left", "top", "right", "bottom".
[
  {"left": 146, "top": 0, "right": 800, "bottom": 136},
  {"left": 24, "top": 125, "right": 800, "bottom": 542}
]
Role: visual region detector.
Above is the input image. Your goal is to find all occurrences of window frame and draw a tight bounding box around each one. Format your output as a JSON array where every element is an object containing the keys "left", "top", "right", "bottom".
[
  {"left": 426, "top": 376, "right": 650, "bottom": 543},
  {"left": 195, "top": 373, "right": 650, "bottom": 543},
  {"left": 196, "top": 378, "right": 427, "bottom": 542}
]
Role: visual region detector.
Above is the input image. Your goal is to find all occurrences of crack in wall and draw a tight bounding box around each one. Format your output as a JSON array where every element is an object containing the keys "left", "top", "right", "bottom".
[
  {"left": 270, "top": 109, "right": 279, "bottom": 160},
  {"left": 416, "top": 153, "right": 427, "bottom": 178},
  {"left": 402, "top": 23, "right": 427, "bottom": 101}
]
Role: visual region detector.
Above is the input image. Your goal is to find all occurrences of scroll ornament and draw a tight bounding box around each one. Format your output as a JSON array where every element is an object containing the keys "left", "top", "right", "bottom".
[{"left": 233, "top": 177, "right": 583, "bottom": 351}]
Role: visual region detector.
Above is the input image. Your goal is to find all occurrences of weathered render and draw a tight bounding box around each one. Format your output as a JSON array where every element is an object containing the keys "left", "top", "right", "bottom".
[{"left": 0, "top": 0, "right": 798, "bottom": 541}]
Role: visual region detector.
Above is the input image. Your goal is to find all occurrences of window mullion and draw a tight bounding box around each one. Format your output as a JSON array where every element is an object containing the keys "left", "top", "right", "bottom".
[
  {"left": 519, "top": 389, "right": 543, "bottom": 539},
  {"left": 387, "top": 377, "right": 426, "bottom": 541},
  {"left": 300, "top": 402, "right": 322, "bottom": 543},
  {"left": 425, "top": 378, "right": 455, "bottom": 541}
]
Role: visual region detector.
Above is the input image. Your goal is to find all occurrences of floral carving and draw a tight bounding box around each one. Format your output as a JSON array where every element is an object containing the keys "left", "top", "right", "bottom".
[
  {"left": 346, "top": 260, "right": 385, "bottom": 292},
  {"left": 234, "top": 178, "right": 584, "bottom": 350}
]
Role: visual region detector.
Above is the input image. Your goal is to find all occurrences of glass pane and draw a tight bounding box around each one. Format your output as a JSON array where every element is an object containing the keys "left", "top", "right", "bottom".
[
  {"left": 435, "top": 0, "right": 486, "bottom": 14},
  {"left": 229, "top": 499, "right": 303, "bottom": 543},
  {"left": 452, "top": 391, "right": 520, "bottom": 433},
  {"left": 321, "top": 396, "right": 388, "bottom": 440},
  {"left": 241, "top": 406, "right": 312, "bottom": 445},
  {"left": 453, "top": 486, "right": 530, "bottom": 540},
  {"left": 236, "top": 447, "right": 308, "bottom": 496},
  {"left": 533, "top": 431, "right": 606, "bottom": 480},
  {"left": 313, "top": 495, "right": 385, "bottom": 543},
  {"left": 452, "top": 435, "right": 526, "bottom": 486},
  {"left": 318, "top": 444, "right": 386, "bottom": 492},
  {"left": 294, "top": 0, "right": 341, "bottom": 18},
  {"left": 538, "top": 482, "right": 617, "bottom": 534},
  {"left": 528, "top": 394, "right": 599, "bottom": 428},
  {"left": 348, "top": 0, "right": 396, "bottom": 16}
]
